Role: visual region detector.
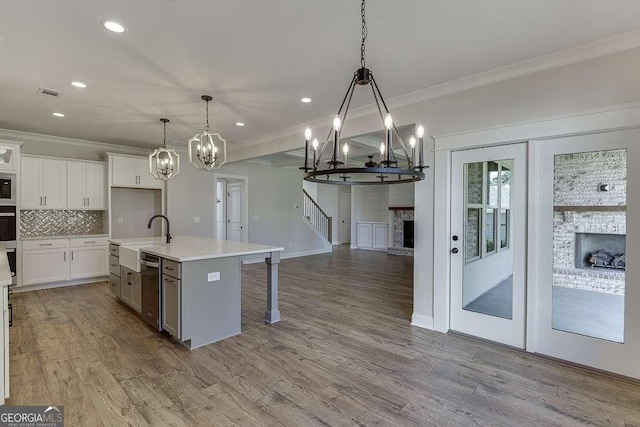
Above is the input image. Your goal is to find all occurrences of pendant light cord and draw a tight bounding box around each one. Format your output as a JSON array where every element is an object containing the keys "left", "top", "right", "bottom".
[
  {"left": 205, "top": 98, "right": 210, "bottom": 132},
  {"left": 163, "top": 120, "right": 167, "bottom": 147},
  {"left": 361, "top": 0, "right": 367, "bottom": 68}
]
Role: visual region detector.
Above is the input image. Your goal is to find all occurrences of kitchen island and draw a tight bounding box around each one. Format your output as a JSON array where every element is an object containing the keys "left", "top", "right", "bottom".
[{"left": 108, "top": 236, "right": 283, "bottom": 349}]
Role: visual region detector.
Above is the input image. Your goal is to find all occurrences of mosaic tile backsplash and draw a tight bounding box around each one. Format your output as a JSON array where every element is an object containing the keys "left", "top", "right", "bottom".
[{"left": 20, "top": 210, "right": 106, "bottom": 238}]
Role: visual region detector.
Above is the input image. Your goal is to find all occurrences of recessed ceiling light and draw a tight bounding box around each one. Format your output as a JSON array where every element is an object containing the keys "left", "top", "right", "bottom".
[
  {"left": 71, "top": 81, "right": 87, "bottom": 88},
  {"left": 236, "top": 122, "right": 245, "bottom": 127},
  {"left": 52, "top": 112, "right": 65, "bottom": 117},
  {"left": 301, "top": 97, "right": 312, "bottom": 103},
  {"left": 102, "top": 20, "right": 126, "bottom": 33}
]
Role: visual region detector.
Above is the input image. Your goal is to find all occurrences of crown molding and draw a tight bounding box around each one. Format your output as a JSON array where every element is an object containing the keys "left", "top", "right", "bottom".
[
  {"left": 230, "top": 28, "right": 640, "bottom": 153},
  {"left": 0, "top": 127, "right": 151, "bottom": 156}
]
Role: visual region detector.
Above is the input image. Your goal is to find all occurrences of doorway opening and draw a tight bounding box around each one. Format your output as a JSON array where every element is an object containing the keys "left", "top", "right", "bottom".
[{"left": 214, "top": 174, "right": 248, "bottom": 242}]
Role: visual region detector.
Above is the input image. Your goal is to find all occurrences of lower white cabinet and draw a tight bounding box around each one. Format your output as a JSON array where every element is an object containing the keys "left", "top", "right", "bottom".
[
  {"left": 70, "top": 247, "right": 108, "bottom": 279},
  {"left": 22, "top": 248, "right": 69, "bottom": 286},
  {"left": 20, "top": 238, "right": 108, "bottom": 286},
  {"left": 356, "top": 222, "right": 389, "bottom": 251},
  {"left": 162, "top": 274, "right": 181, "bottom": 339},
  {"left": 120, "top": 266, "right": 141, "bottom": 313}
]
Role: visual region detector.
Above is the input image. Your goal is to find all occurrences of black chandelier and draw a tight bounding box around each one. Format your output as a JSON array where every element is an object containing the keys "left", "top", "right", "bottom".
[{"left": 301, "top": 0, "right": 426, "bottom": 186}]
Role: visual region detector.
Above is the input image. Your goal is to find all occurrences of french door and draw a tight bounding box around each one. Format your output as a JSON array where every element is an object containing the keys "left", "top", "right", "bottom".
[
  {"left": 450, "top": 143, "right": 527, "bottom": 348},
  {"left": 532, "top": 129, "right": 640, "bottom": 378}
]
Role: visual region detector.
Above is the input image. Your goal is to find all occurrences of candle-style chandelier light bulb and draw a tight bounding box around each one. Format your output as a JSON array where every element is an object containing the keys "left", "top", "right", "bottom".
[
  {"left": 343, "top": 143, "right": 349, "bottom": 155},
  {"left": 416, "top": 124, "right": 425, "bottom": 138},
  {"left": 409, "top": 136, "right": 416, "bottom": 148},
  {"left": 188, "top": 95, "right": 227, "bottom": 171},
  {"left": 305, "top": 127, "right": 312, "bottom": 140},
  {"left": 301, "top": 0, "right": 425, "bottom": 185}
]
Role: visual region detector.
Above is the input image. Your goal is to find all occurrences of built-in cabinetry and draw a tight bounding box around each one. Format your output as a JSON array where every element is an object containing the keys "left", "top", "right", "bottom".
[
  {"left": 356, "top": 222, "right": 389, "bottom": 251},
  {"left": 20, "top": 237, "right": 108, "bottom": 286},
  {"left": 21, "top": 156, "right": 107, "bottom": 210},
  {"left": 110, "top": 155, "right": 162, "bottom": 189},
  {"left": 120, "top": 266, "right": 142, "bottom": 313},
  {"left": 108, "top": 244, "right": 122, "bottom": 298},
  {"left": 21, "top": 157, "right": 67, "bottom": 209},
  {"left": 67, "top": 161, "right": 106, "bottom": 209},
  {"left": 162, "top": 259, "right": 181, "bottom": 339}
]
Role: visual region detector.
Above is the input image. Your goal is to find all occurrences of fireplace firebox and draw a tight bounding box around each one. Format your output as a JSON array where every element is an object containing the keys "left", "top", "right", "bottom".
[
  {"left": 574, "top": 232, "right": 626, "bottom": 270},
  {"left": 403, "top": 220, "right": 414, "bottom": 248}
]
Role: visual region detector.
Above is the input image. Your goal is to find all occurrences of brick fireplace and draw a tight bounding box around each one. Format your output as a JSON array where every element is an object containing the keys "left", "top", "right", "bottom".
[{"left": 389, "top": 207, "right": 414, "bottom": 256}]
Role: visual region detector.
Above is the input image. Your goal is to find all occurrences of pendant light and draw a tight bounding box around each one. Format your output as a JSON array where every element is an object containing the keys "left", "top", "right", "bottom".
[
  {"left": 149, "top": 118, "right": 180, "bottom": 180},
  {"left": 301, "top": 0, "right": 426, "bottom": 185},
  {"left": 188, "top": 95, "right": 227, "bottom": 170}
]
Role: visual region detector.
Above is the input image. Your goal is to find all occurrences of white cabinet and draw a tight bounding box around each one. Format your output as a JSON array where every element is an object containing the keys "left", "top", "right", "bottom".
[
  {"left": 22, "top": 247, "right": 69, "bottom": 285},
  {"left": 67, "top": 161, "right": 106, "bottom": 209},
  {"left": 110, "top": 155, "right": 162, "bottom": 189},
  {"left": 21, "top": 157, "right": 67, "bottom": 209},
  {"left": 20, "top": 238, "right": 108, "bottom": 287},
  {"left": 70, "top": 247, "right": 108, "bottom": 279},
  {"left": 356, "top": 222, "right": 389, "bottom": 251}
]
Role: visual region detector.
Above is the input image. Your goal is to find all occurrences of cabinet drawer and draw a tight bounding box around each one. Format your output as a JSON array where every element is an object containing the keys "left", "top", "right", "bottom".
[
  {"left": 109, "top": 244, "right": 119, "bottom": 257},
  {"left": 109, "top": 274, "right": 121, "bottom": 297},
  {"left": 109, "top": 255, "right": 120, "bottom": 277},
  {"left": 22, "top": 239, "right": 70, "bottom": 251},
  {"left": 71, "top": 237, "right": 108, "bottom": 247},
  {"left": 162, "top": 259, "right": 181, "bottom": 279}
]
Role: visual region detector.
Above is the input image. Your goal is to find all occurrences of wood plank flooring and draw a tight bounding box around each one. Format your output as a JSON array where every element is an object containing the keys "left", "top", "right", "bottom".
[{"left": 8, "top": 246, "right": 640, "bottom": 426}]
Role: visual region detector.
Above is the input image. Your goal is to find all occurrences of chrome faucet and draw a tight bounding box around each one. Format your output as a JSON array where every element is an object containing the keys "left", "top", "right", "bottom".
[{"left": 148, "top": 215, "right": 172, "bottom": 244}]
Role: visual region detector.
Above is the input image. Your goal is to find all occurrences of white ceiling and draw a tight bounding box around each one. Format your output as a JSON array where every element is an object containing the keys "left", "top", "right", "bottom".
[{"left": 2, "top": 0, "right": 640, "bottom": 151}]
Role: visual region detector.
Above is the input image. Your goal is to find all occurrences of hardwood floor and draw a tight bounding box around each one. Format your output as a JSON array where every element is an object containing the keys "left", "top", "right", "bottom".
[{"left": 8, "top": 246, "right": 640, "bottom": 426}]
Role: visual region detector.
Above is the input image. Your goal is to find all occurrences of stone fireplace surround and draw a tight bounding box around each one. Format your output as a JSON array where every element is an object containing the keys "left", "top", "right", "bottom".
[{"left": 388, "top": 207, "right": 414, "bottom": 256}]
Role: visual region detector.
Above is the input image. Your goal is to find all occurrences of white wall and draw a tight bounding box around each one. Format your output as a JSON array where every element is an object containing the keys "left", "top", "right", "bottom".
[
  {"left": 110, "top": 188, "right": 162, "bottom": 239},
  {"left": 166, "top": 158, "right": 326, "bottom": 256},
  {"left": 389, "top": 183, "right": 415, "bottom": 207}
]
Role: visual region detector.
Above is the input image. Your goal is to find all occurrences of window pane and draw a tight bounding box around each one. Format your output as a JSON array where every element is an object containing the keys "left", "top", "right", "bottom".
[
  {"left": 466, "top": 162, "right": 483, "bottom": 205},
  {"left": 487, "top": 161, "right": 499, "bottom": 207},
  {"left": 500, "top": 209, "right": 509, "bottom": 249},
  {"left": 466, "top": 208, "right": 481, "bottom": 262},
  {"left": 501, "top": 163, "right": 512, "bottom": 209},
  {"left": 486, "top": 208, "right": 495, "bottom": 253}
]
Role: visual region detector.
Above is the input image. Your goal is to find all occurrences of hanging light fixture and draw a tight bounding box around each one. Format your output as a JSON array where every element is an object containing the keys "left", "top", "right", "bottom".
[
  {"left": 301, "top": 0, "right": 426, "bottom": 185},
  {"left": 149, "top": 118, "right": 180, "bottom": 180},
  {"left": 188, "top": 95, "right": 227, "bottom": 170}
]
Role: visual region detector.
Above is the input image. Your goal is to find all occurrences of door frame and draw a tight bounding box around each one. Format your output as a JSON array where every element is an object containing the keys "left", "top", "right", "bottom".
[{"left": 213, "top": 173, "right": 249, "bottom": 242}]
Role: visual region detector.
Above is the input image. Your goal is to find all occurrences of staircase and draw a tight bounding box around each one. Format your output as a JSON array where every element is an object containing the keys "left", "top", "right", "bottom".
[{"left": 303, "top": 189, "right": 332, "bottom": 243}]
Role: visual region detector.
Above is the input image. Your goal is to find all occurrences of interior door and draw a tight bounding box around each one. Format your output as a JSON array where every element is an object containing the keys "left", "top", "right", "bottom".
[
  {"left": 532, "top": 129, "right": 640, "bottom": 378},
  {"left": 339, "top": 192, "right": 351, "bottom": 244},
  {"left": 450, "top": 143, "right": 527, "bottom": 348},
  {"left": 226, "top": 183, "right": 244, "bottom": 242}
]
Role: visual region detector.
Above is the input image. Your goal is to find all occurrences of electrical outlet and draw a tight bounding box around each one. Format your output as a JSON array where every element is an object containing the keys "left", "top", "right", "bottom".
[
  {"left": 252, "top": 216, "right": 259, "bottom": 222},
  {"left": 194, "top": 217, "right": 201, "bottom": 223},
  {"left": 207, "top": 272, "right": 220, "bottom": 282},
  {"left": 117, "top": 217, "right": 123, "bottom": 224}
]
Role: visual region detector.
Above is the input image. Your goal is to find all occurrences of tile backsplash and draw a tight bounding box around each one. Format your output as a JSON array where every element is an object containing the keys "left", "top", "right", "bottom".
[{"left": 20, "top": 210, "right": 106, "bottom": 238}]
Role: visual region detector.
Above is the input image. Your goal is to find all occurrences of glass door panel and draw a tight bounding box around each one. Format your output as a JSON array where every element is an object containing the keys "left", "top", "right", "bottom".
[{"left": 451, "top": 144, "right": 527, "bottom": 348}]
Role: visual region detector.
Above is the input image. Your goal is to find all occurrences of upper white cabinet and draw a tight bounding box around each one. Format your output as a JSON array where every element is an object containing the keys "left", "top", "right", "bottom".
[
  {"left": 21, "top": 157, "right": 67, "bottom": 209},
  {"left": 110, "top": 155, "right": 162, "bottom": 189},
  {"left": 67, "top": 161, "right": 106, "bottom": 210}
]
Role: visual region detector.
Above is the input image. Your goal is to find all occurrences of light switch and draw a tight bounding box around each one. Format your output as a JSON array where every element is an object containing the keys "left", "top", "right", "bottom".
[
  {"left": 252, "top": 216, "right": 259, "bottom": 222},
  {"left": 117, "top": 217, "right": 124, "bottom": 224},
  {"left": 194, "top": 217, "right": 201, "bottom": 223},
  {"left": 207, "top": 272, "right": 220, "bottom": 282}
]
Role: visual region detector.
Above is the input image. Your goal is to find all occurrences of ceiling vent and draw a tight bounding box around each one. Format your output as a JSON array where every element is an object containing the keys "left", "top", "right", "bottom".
[{"left": 37, "top": 87, "right": 62, "bottom": 99}]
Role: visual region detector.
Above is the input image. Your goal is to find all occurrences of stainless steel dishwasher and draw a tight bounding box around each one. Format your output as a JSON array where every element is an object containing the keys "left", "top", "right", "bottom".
[{"left": 140, "top": 253, "right": 162, "bottom": 330}]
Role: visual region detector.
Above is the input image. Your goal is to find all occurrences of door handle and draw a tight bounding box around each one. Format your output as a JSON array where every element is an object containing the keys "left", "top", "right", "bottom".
[
  {"left": 451, "top": 248, "right": 459, "bottom": 254},
  {"left": 44, "top": 196, "right": 47, "bottom": 206},
  {"left": 71, "top": 251, "right": 74, "bottom": 261},
  {"left": 40, "top": 196, "right": 43, "bottom": 206},
  {"left": 63, "top": 252, "right": 66, "bottom": 261}
]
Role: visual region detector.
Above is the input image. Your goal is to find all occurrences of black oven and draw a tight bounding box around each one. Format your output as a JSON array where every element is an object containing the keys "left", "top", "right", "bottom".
[{"left": 0, "top": 206, "right": 16, "bottom": 242}]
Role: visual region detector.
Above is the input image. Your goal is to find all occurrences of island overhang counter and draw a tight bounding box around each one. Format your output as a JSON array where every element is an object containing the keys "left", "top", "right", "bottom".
[{"left": 108, "top": 236, "right": 284, "bottom": 349}]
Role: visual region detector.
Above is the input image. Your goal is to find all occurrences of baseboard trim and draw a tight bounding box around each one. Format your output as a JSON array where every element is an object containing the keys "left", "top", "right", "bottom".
[
  {"left": 411, "top": 313, "right": 435, "bottom": 330},
  {"left": 241, "top": 247, "right": 333, "bottom": 264},
  {"left": 14, "top": 277, "right": 108, "bottom": 293}
]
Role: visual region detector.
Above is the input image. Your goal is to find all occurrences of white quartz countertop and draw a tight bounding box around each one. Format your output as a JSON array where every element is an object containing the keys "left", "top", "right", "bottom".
[
  {"left": 0, "top": 245, "right": 12, "bottom": 286},
  {"left": 109, "top": 236, "right": 284, "bottom": 262},
  {"left": 21, "top": 234, "right": 109, "bottom": 241}
]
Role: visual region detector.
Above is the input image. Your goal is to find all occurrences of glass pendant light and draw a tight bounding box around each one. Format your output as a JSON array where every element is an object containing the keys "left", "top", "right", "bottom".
[
  {"left": 149, "top": 118, "right": 180, "bottom": 180},
  {"left": 188, "top": 95, "right": 227, "bottom": 170}
]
